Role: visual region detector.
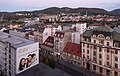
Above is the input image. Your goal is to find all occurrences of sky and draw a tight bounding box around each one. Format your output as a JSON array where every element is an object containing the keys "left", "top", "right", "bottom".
[{"left": 0, "top": 0, "right": 120, "bottom": 12}]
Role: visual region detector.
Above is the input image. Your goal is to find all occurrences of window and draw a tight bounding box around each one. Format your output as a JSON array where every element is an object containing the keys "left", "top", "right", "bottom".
[
  {"left": 107, "top": 42, "right": 110, "bottom": 46},
  {"left": 99, "top": 67, "right": 103, "bottom": 73},
  {"left": 99, "top": 60, "right": 102, "bottom": 65},
  {"left": 83, "top": 54, "right": 85, "bottom": 58},
  {"left": 93, "top": 51, "right": 96, "bottom": 56},
  {"left": 115, "top": 71, "right": 118, "bottom": 76},
  {"left": 107, "top": 62, "right": 109, "bottom": 66},
  {"left": 115, "top": 50, "right": 118, "bottom": 54},
  {"left": 83, "top": 49, "right": 85, "bottom": 53},
  {"left": 99, "top": 40, "right": 104, "bottom": 44},
  {"left": 9, "top": 71, "right": 11, "bottom": 76},
  {"left": 9, "top": 60, "right": 11, "bottom": 64},
  {"left": 106, "top": 36, "right": 110, "bottom": 39},
  {"left": 106, "top": 70, "right": 110, "bottom": 76},
  {"left": 86, "top": 38, "right": 90, "bottom": 42},
  {"left": 93, "top": 35, "right": 96, "bottom": 37},
  {"left": 115, "top": 56, "right": 118, "bottom": 62},
  {"left": 107, "top": 55, "right": 109, "bottom": 60},
  {"left": 87, "top": 56, "right": 89, "bottom": 59},
  {"left": 98, "top": 34, "right": 105, "bottom": 38},
  {"left": 87, "top": 50, "right": 89, "bottom": 54},
  {"left": 114, "top": 42, "right": 119, "bottom": 47},
  {"left": 93, "top": 65, "right": 96, "bottom": 70},
  {"left": 93, "top": 40, "right": 96, "bottom": 43},
  {"left": 107, "top": 49, "right": 109, "bottom": 53},
  {"left": 99, "top": 54, "right": 102, "bottom": 59},
  {"left": 94, "top": 46, "right": 97, "bottom": 49},
  {"left": 115, "top": 63, "right": 118, "bottom": 69},
  {"left": 83, "top": 43, "right": 85, "bottom": 47},
  {"left": 99, "top": 48, "right": 102, "bottom": 52},
  {"left": 87, "top": 44, "right": 89, "bottom": 48},
  {"left": 9, "top": 66, "right": 11, "bottom": 70}
]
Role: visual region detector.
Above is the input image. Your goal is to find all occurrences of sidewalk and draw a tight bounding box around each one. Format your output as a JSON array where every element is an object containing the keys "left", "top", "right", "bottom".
[{"left": 55, "top": 68, "right": 71, "bottom": 76}]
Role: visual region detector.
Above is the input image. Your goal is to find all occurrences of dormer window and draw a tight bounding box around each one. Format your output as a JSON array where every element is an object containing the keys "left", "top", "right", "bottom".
[
  {"left": 61, "top": 35, "right": 63, "bottom": 37},
  {"left": 114, "top": 42, "right": 119, "bottom": 47},
  {"left": 93, "top": 35, "right": 96, "bottom": 37},
  {"left": 106, "top": 36, "right": 110, "bottom": 39},
  {"left": 97, "top": 34, "right": 105, "bottom": 39}
]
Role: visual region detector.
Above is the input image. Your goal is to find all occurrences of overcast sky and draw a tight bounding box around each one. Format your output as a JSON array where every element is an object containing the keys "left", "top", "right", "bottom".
[{"left": 0, "top": 0, "right": 120, "bottom": 12}]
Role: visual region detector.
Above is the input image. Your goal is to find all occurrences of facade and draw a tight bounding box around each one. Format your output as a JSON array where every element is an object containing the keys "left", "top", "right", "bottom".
[
  {"left": 62, "top": 42, "right": 82, "bottom": 65},
  {"left": 81, "top": 25, "right": 120, "bottom": 76},
  {"left": 41, "top": 36, "right": 54, "bottom": 55},
  {"left": 71, "top": 32, "right": 80, "bottom": 44},
  {"left": 54, "top": 31, "right": 72, "bottom": 58},
  {"left": 0, "top": 32, "right": 39, "bottom": 76},
  {"left": 72, "top": 23, "right": 87, "bottom": 34}
]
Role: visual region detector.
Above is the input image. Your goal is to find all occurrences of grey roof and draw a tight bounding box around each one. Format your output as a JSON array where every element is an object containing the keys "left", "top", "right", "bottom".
[
  {"left": 92, "top": 25, "right": 113, "bottom": 32},
  {"left": 0, "top": 32, "right": 36, "bottom": 48},
  {"left": 112, "top": 31, "right": 120, "bottom": 41},
  {"left": 82, "top": 30, "right": 93, "bottom": 37},
  {"left": 83, "top": 25, "right": 120, "bottom": 41}
]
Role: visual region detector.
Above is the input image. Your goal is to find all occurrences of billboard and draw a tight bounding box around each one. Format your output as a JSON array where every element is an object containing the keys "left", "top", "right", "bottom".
[{"left": 16, "top": 42, "right": 39, "bottom": 74}]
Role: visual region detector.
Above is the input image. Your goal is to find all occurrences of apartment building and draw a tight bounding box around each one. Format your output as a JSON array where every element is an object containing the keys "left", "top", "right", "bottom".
[
  {"left": 54, "top": 31, "right": 72, "bottom": 58},
  {"left": 0, "top": 32, "right": 39, "bottom": 76},
  {"left": 41, "top": 36, "right": 54, "bottom": 55},
  {"left": 81, "top": 25, "right": 120, "bottom": 76},
  {"left": 62, "top": 42, "right": 82, "bottom": 65}
]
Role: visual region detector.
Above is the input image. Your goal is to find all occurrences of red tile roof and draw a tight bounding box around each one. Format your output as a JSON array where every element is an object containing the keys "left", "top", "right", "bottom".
[
  {"left": 63, "top": 42, "right": 81, "bottom": 57},
  {"left": 42, "top": 36, "right": 54, "bottom": 48},
  {"left": 89, "top": 23, "right": 103, "bottom": 26},
  {"left": 54, "top": 32, "right": 65, "bottom": 38}
]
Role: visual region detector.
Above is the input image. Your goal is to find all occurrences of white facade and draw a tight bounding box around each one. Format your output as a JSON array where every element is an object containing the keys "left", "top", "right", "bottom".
[
  {"left": 0, "top": 32, "right": 39, "bottom": 76},
  {"left": 72, "top": 23, "right": 87, "bottom": 34},
  {"left": 43, "top": 28, "right": 52, "bottom": 43},
  {"left": 71, "top": 32, "right": 80, "bottom": 44},
  {"left": 52, "top": 25, "right": 62, "bottom": 36}
]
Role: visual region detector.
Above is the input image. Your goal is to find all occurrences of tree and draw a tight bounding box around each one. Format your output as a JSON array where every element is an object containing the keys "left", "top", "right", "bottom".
[
  {"left": 48, "top": 57, "right": 55, "bottom": 69},
  {"left": 45, "top": 58, "right": 49, "bottom": 66}
]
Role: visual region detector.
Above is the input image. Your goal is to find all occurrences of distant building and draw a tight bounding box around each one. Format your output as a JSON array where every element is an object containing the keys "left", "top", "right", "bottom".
[
  {"left": 72, "top": 23, "right": 87, "bottom": 34},
  {"left": 0, "top": 32, "right": 39, "bottom": 76},
  {"left": 71, "top": 32, "right": 80, "bottom": 44}
]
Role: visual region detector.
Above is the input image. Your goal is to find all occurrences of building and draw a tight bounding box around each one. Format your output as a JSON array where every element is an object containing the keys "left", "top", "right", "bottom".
[
  {"left": 62, "top": 42, "right": 82, "bottom": 65},
  {"left": 54, "top": 31, "right": 72, "bottom": 58},
  {"left": 41, "top": 36, "right": 54, "bottom": 55},
  {"left": 81, "top": 25, "right": 120, "bottom": 76},
  {"left": 0, "top": 32, "right": 39, "bottom": 76},
  {"left": 72, "top": 23, "right": 87, "bottom": 34},
  {"left": 71, "top": 32, "right": 80, "bottom": 44}
]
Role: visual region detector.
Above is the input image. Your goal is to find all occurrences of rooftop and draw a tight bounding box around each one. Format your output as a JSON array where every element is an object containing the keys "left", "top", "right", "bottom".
[
  {"left": 0, "top": 31, "right": 35, "bottom": 48},
  {"left": 83, "top": 25, "right": 120, "bottom": 41},
  {"left": 42, "top": 36, "right": 54, "bottom": 48},
  {"left": 63, "top": 42, "right": 81, "bottom": 57},
  {"left": 54, "top": 32, "right": 65, "bottom": 38}
]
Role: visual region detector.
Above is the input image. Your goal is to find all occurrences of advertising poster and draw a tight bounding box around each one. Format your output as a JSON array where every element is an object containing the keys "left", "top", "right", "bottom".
[{"left": 16, "top": 42, "right": 39, "bottom": 74}]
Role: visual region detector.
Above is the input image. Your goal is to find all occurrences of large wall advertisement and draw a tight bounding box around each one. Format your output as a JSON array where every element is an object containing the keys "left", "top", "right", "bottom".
[{"left": 16, "top": 42, "right": 39, "bottom": 74}]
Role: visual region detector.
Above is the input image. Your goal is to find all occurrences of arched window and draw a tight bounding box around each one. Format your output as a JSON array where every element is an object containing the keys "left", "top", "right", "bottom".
[
  {"left": 114, "top": 42, "right": 119, "bottom": 47},
  {"left": 97, "top": 34, "right": 105, "bottom": 39}
]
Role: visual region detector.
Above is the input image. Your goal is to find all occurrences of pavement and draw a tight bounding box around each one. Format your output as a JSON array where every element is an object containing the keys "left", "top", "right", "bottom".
[
  {"left": 17, "top": 63, "right": 71, "bottom": 76},
  {"left": 55, "top": 59, "right": 100, "bottom": 76}
]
